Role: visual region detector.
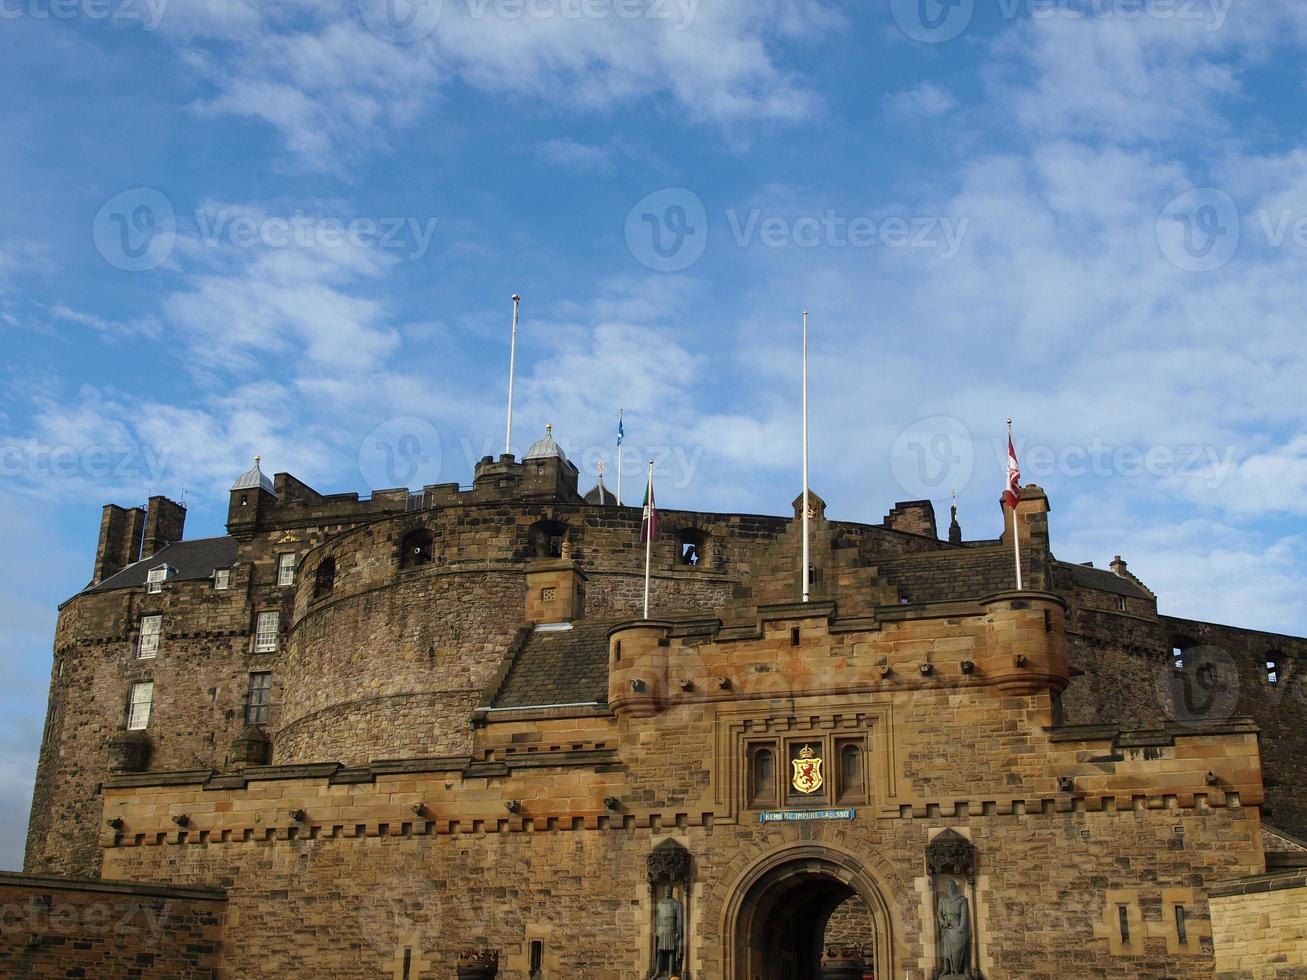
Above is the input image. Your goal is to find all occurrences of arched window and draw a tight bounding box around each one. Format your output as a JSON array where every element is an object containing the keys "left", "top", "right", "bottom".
[
  {"left": 839, "top": 743, "right": 864, "bottom": 801},
  {"left": 676, "top": 529, "right": 708, "bottom": 567},
  {"left": 1266, "top": 652, "right": 1282, "bottom": 686},
  {"left": 749, "top": 746, "right": 776, "bottom": 807},
  {"left": 529, "top": 520, "right": 567, "bottom": 559},
  {"left": 313, "top": 557, "right": 336, "bottom": 599},
  {"left": 400, "top": 529, "right": 434, "bottom": 568}
]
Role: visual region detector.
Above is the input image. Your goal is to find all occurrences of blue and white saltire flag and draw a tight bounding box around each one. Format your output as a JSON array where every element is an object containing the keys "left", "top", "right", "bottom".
[{"left": 617, "top": 410, "right": 624, "bottom": 446}]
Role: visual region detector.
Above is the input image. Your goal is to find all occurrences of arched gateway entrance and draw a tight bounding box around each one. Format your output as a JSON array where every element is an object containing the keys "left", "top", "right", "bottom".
[{"left": 724, "top": 845, "right": 897, "bottom": 980}]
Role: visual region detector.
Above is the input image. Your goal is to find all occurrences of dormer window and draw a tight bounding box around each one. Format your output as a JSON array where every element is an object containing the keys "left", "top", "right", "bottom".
[
  {"left": 146, "top": 565, "right": 173, "bottom": 594},
  {"left": 214, "top": 568, "right": 231, "bottom": 591},
  {"left": 277, "top": 553, "right": 296, "bottom": 587}
]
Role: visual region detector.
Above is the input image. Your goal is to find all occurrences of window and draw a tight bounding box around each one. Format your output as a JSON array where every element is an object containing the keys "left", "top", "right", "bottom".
[
  {"left": 1172, "top": 646, "right": 1185, "bottom": 670},
  {"left": 214, "top": 568, "right": 230, "bottom": 590},
  {"left": 400, "top": 529, "right": 434, "bottom": 568},
  {"left": 277, "top": 553, "right": 296, "bottom": 587},
  {"left": 528, "top": 520, "right": 566, "bottom": 559},
  {"left": 749, "top": 746, "right": 777, "bottom": 808},
  {"left": 146, "top": 566, "right": 170, "bottom": 594},
  {"left": 677, "top": 529, "right": 707, "bottom": 566},
  {"left": 1267, "top": 655, "right": 1280, "bottom": 686},
  {"left": 1174, "top": 904, "right": 1187, "bottom": 943},
  {"left": 246, "top": 672, "right": 272, "bottom": 725},
  {"left": 1117, "top": 905, "right": 1130, "bottom": 943},
  {"left": 137, "top": 615, "right": 162, "bottom": 658},
  {"left": 1115, "top": 595, "right": 1127, "bottom": 612},
  {"left": 127, "top": 681, "right": 153, "bottom": 730},
  {"left": 313, "top": 557, "right": 336, "bottom": 599},
  {"left": 529, "top": 940, "right": 543, "bottom": 978},
  {"left": 254, "top": 612, "right": 279, "bottom": 653}
]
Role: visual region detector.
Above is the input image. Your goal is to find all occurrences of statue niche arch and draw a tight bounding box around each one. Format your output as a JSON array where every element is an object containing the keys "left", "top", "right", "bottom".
[{"left": 723, "top": 843, "right": 897, "bottom": 980}]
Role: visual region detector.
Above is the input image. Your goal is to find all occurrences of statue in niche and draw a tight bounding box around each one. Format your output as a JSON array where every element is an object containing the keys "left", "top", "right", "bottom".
[
  {"left": 651, "top": 884, "right": 684, "bottom": 978},
  {"left": 936, "top": 877, "right": 971, "bottom": 979}
]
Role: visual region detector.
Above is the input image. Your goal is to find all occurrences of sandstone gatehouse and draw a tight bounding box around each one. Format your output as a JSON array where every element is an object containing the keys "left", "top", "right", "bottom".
[{"left": 7, "top": 427, "right": 1307, "bottom": 978}]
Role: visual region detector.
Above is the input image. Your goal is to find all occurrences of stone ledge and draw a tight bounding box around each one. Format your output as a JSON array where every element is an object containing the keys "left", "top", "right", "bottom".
[
  {"left": 1047, "top": 717, "right": 1260, "bottom": 746},
  {"left": 1207, "top": 868, "right": 1307, "bottom": 899},
  {"left": 0, "top": 871, "right": 225, "bottom": 902}
]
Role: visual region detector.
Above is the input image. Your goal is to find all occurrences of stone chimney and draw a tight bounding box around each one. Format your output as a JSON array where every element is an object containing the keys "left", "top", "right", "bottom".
[
  {"left": 142, "top": 495, "right": 187, "bottom": 557},
  {"left": 93, "top": 504, "right": 146, "bottom": 584},
  {"left": 1110, "top": 555, "right": 1128, "bottom": 576},
  {"left": 884, "top": 500, "right": 938, "bottom": 539}
]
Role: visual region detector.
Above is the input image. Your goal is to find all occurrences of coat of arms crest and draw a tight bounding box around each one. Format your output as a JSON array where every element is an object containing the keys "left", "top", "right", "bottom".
[{"left": 791, "top": 744, "right": 823, "bottom": 794}]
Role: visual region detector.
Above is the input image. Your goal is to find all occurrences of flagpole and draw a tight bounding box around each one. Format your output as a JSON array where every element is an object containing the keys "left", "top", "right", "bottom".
[
  {"left": 1009, "top": 418, "right": 1023, "bottom": 591},
  {"left": 801, "top": 311, "right": 810, "bottom": 603},
  {"left": 505, "top": 294, "right": 521, "bottom": 455},
  {"left": 643, "top": 459, "right": 654, "bottom": 619},
  {"left": 617, "top": 408, "right": 624, "bottom": 506}
]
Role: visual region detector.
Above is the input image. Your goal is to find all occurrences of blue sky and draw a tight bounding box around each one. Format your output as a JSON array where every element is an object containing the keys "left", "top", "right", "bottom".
[{"left": 2, "top": 0, "right": 1306, "bottom": 870}]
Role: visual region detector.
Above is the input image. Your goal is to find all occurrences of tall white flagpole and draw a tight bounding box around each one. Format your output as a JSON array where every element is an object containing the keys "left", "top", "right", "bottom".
[
  {"left": 505, "top": 294, "right": 521, "bottom": 455},
  {"left": 1009, "top": 418, "right": 1023, "bottom": 591},
  {"left": 643, "top": 459, "right": 654, "bottom": 619},
  {"left": 802, "top": 311, "right": 810, "bottom": 603}
]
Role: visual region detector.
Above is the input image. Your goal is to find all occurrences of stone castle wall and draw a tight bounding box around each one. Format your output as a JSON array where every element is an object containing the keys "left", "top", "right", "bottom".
[{"left": 0, "top": 873, "right": 224, "bottom": 979}]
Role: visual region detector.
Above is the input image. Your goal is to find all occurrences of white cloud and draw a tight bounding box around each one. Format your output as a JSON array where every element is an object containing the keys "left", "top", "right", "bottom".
[
  {"left": 538, "top": 137, "right": 620, "bottom": 175},
  {"left": 160, "top": 0, "right": 837, "bottom": 168},
  {"left": 884, "top": 82, "right": 957, "bottom": 119},
  {"left": 48, "top": 304, "right": 163, "bottom": 340}
]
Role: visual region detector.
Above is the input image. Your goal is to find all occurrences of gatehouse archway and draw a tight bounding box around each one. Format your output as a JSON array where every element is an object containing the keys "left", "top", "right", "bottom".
[{"left": 723, "top": 844, "right": 898, "bottom": 980}]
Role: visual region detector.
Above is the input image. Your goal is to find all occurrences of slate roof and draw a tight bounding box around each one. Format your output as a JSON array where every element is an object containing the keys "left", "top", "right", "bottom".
[
  {"left": 231, "top": 458, "right": 275, "bottom": 493},
  {"left": 492, "top": 618, "right": 614, "bottom": 708},
  {"left": 86, "top": 537, "right": 240, "bottom": 594},
  {"left": 583, "top": 478, "right": 620, "bottom": 506},
  {"left": 1054, "top": 561, "right": 1152, "bottom": 599}
]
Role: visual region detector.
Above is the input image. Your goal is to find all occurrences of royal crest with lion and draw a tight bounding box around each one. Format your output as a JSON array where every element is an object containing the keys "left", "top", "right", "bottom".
[{"left": 791, "top": 744, "right": 824, "bottom": 794}]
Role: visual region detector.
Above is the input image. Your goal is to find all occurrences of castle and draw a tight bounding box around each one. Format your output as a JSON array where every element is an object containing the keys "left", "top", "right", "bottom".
[{"left": 7, "top": 426, "right": 1307, "bottom": 978}]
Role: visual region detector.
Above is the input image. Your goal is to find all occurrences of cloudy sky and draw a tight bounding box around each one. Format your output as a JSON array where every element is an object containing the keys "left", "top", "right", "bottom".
[{"left": 2, "top": 0, "right": 1306, "bottom": 869}]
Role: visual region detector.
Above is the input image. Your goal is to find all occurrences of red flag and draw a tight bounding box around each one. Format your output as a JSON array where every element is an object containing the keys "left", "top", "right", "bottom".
[{"left": 1003, "top": 434, "right": 1022, "bottom": 509}]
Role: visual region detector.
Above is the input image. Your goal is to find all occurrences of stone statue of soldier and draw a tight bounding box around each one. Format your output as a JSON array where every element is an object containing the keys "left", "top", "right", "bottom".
[
  {"left": 936, "top": 877, "right": 971, "bottom": 979},
  {"left": 651, "top": 884, "right": 684, "bottom": 978}
]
